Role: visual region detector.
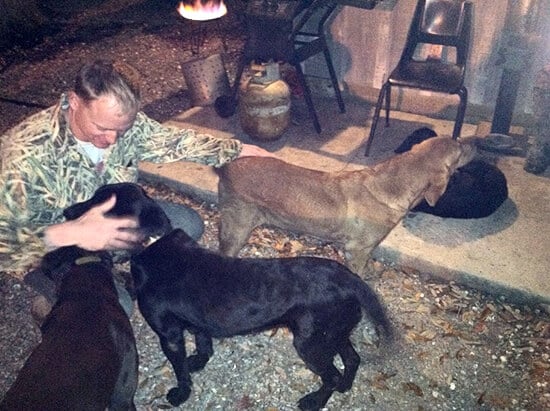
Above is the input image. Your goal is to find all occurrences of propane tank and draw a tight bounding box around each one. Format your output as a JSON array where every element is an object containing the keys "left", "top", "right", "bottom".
[{"left": 238, "top": 61, "right": 291, "bottom": 141}]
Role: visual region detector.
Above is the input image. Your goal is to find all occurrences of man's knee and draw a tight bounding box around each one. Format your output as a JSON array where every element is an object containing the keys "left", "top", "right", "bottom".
[{"left": 155, "top": 200, "right": 204, "bottom": 241}]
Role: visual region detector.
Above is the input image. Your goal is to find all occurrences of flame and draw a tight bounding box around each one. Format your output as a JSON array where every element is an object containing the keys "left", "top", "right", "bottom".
[{"left": 177, "top": 0, "right": 227, "bottom": 21}]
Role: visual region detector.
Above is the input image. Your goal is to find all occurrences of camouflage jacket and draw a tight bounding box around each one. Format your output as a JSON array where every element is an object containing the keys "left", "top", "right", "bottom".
[{"left": 0, "top": 94, "right": 242, "bottom": 275}]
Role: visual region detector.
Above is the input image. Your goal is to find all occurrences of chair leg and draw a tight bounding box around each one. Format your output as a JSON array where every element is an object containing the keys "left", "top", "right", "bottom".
[
  {"left": 293, "top": 62, "right": 322, "bottom": 134},
  {"left": 231, "top": 57, "right": 248, "bottom": 102},
  {"left": 384, "top": 83, "right": 391, "bottom": 127},
  {"left": 453, "top": 87, "right": 468, "bottom": 139},
  {"left": 364, "top": 82, "right": 388, "bottom": 156},
  {"left": 322, "top": 47, "right": 346, "bottom": 113}
]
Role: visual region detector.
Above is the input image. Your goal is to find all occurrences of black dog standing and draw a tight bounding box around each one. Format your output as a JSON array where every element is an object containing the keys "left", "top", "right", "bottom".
[{"left": 131, "top": 229, "right": 393, "bottom": 411}]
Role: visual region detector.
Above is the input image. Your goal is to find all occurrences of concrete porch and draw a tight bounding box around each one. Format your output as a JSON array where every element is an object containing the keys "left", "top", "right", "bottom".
[{"left": 139, "top": 96, "right": 550, "bottom": 305}]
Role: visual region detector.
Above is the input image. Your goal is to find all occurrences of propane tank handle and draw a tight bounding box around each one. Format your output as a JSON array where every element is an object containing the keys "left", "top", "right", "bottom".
[{"left": 250, "top": 61, "right": 281, "bottom": 84}]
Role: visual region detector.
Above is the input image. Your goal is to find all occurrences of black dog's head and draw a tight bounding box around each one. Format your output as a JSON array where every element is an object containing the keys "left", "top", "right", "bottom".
[
  {"left": 39, "top": 183, "right": 173, "bottom": 284},
  {"left": 63, "top": 183, "right": 173, "bottom": 240},
  {"left": 394, "top": 127, "right": 438, "bottom": 154},
  {"left": 130, "top": 228, "right": 197, "bottom": 290}
]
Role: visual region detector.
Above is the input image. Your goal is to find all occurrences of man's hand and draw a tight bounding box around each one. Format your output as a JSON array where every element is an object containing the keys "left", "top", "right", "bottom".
[
  {"left": 239, "top": 143, "right": 277, "bottom": 158},
  {"left": 44, "top": 195, "right": 144, "bottom": 251}
]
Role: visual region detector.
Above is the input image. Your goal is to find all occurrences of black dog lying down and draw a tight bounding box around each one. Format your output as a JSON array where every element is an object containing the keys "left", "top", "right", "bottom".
[
  {"left": 2, "top": 183, "right": 174, "bottom": 411},
  {"left": 1, "top": 247, "right": 138, "bottom": 411},
  {"left": 131, "top": 229, "right": 393, "bottom": 411},
  {"left": 395, "top": 127, "right": 508, "bottom": 218}
]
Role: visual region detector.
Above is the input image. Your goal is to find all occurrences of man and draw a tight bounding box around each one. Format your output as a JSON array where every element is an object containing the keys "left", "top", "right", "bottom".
[{"left": 0, "top": 59, "right": 270, "bottom": 315}]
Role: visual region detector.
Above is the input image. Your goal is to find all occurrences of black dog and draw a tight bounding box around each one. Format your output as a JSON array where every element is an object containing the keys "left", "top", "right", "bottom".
[
  {"left": 130, "top": 229, "right": 393, "bottom": 411},
  {"left": 395, "top": 127, "right": 508, "bottom": 218},
  {"left": 63, "top": 182, "right": 173, "bottom": 240},
  {"left": 1, "top": 247, "right": 138, "bottom": 411}
]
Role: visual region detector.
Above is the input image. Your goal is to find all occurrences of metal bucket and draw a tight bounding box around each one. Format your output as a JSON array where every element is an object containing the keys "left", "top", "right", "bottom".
[{"left": 182, "top": 53, "right": 231, "bottom": 106}]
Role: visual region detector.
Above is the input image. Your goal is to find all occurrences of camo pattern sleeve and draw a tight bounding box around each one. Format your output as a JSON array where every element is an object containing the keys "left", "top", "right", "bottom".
[
  {"left": 0, "top": 103, "right": 76, "bottom": 274},
  {"left": 0, "top": 94, "right": 243, "bottom": 275},
  {"left": 112, "top": 112, "right": 243, "bottom": 167}
]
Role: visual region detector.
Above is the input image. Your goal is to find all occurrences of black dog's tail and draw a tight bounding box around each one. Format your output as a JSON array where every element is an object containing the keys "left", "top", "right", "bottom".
[{"left": 352, "top": 278, "right": 393, "bottom": 342}]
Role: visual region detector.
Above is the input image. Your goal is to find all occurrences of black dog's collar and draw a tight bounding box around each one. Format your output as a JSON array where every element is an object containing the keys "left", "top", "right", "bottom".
[{"left": 74, "top": 256, "right": 103, "bottom": 266}]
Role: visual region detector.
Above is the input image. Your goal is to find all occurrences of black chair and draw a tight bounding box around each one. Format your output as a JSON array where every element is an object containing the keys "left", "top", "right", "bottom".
[
  {"left": 364, "top": 0, "right": 473, "bottom": 156},
  {"left": 230, "top": 0, "right": 346, "bottom": 133}
]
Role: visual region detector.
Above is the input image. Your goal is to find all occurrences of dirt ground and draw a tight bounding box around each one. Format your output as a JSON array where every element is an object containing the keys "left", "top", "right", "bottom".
[{"left": 1, "top": 1, "right": 549, "bottom": 410}]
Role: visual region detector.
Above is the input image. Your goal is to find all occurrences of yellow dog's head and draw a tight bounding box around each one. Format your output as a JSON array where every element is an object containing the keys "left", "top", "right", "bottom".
[{"left": 410, "top": 137, "right": 476, "bottom": 206}]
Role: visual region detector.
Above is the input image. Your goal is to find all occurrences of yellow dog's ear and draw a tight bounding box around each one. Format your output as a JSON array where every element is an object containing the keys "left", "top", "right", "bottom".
[{"left": 424, "top": 173, "right": 451, "bottom": 206}]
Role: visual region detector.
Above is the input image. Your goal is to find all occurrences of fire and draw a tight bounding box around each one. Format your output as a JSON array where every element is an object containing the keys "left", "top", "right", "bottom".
[{"left": 177, "top": 0, "right": 227, "bottom": 21}]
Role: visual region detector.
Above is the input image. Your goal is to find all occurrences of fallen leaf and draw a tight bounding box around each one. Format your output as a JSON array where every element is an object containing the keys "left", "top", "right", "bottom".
[
  {"left": 369, "top": 393, "right": 376, "bottom": 403},
  {"left": 473, "top": 320, "right": 487, "bottom": 333},
  {"left": 402, "top": 382, "right": 424, "bottom": 397},
  {"left": 477, "top": 391, "right": 486, "bottom": 405},
  {"left": 531, "top": 360, "right": 550, "bottom": 378},
  {"left": 431, "top": 318, "right": 455, "bottom": 334},
  {"left": 406, "top": 329, "right": 437, "bottom": 343},
  {"left": 236, "top": 394, "right": 254, "bottom": 410},
  {"left": 289, "top": 239, "right": 304, "bottom": 253},
  {"left": 502, "top": 304, "right": 525, "bottom": 320},
  {"left": 370, "top": 371, "right": 397, "bottom": 390}
]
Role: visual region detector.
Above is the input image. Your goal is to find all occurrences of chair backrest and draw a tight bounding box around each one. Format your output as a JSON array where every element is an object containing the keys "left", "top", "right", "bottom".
[{"left": 401, "top": 0, "right": 472, "bottom": 66}]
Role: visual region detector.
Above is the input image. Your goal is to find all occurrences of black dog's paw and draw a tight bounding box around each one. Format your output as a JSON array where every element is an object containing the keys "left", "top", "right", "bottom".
[
  {"left": 166, "top": 385, "right": 191, "bottom": 406},
  {"left": 335, "top": 377, "right": 353, "bottom": 393},
  {"left": 297, "top": 392, "right": 323, "bottom": 411}
]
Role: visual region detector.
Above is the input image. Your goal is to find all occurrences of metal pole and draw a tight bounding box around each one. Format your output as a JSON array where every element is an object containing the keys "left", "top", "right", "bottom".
[{"left": 490, "top": 0, "right": 542, "bottom": 134}]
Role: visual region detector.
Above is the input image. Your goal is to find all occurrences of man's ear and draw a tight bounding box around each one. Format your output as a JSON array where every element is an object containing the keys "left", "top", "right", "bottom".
[{"left": 67, "top": 91, "right": 80, "bottom": 110}]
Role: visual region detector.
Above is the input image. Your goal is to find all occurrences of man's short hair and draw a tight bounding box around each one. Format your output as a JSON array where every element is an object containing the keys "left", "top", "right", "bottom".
[{"left": 74, "top": 59, "right": 141, "bottom": 115}]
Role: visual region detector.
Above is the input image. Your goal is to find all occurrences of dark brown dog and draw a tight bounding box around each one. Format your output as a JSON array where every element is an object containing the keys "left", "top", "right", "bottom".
[
  {"left": 217, "top": 137, "right": 475, "bottom": 274},
  {"left": 1, "top": 183, "right": 173, "bottom": 411},
  {"left": 130, "top": 229, "right": 392, "bottom": 411},
  {"left": 0, "top": 247, "right": 138, "bottom": 411}
]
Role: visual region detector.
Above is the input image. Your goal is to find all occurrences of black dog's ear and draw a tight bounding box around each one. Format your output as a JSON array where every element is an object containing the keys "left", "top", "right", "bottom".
[
  {"left": 394, "top": 127, "right": 438, "bottom": 154},
  {"left": 139, "top": 206, "right": 173, "bottom": 237},
  {"left": 63, "top": 191, "right": 113, "bottom": 220},
  {"left": 63, "top": 199, "right": 94, "bottom": 220}
]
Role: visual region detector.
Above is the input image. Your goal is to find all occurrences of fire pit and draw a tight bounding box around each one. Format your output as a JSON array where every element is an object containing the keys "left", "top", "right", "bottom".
[
  {"left": 178, "top": 0, "right": 231, "bottom": 106},
  {"left": 182, "top": 53, "right": 231, "bottom": 106},
  {"left": 177, "top": 0, "right": 228, "bottom": 55}
]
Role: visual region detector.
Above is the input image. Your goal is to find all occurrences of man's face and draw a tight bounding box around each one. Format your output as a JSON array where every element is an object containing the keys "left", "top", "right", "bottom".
[{"left": 68, "top": 92, "right": 136, "bottom": 149}]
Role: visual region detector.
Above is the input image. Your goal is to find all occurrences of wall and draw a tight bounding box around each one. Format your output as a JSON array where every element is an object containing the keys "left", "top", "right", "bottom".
[{"left": 304, "top": 0, "right": 550, "bottom": 127}]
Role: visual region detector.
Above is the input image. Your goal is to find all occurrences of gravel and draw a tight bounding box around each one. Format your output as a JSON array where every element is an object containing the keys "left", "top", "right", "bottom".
[{"left": 1, "top": 1, "right": 549, "bottom": 410}]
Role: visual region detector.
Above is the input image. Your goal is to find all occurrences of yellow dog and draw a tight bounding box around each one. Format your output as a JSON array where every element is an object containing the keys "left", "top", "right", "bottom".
[{"left": 217, "top": 137, "right": 475, "bottom": 274}]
